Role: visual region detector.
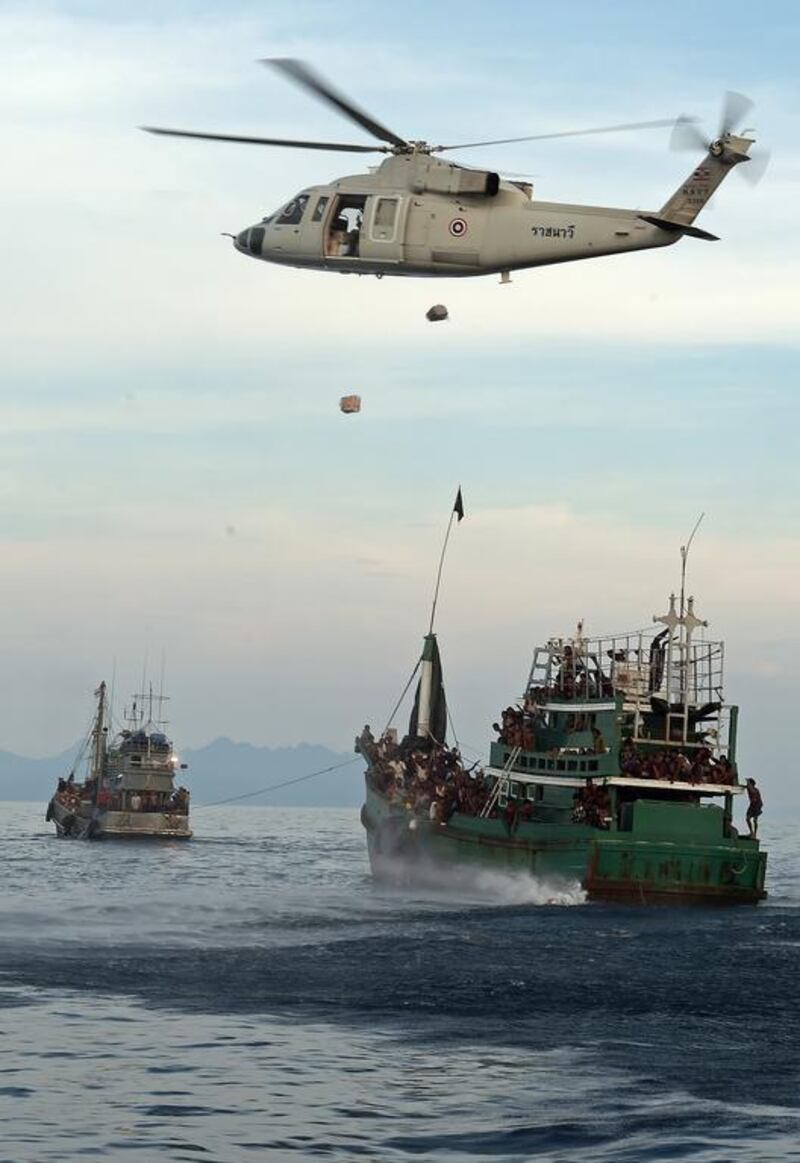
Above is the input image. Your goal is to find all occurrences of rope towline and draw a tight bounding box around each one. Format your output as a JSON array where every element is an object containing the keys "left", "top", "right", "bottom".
[
  {"left": 196, "top": 757, "right": 360, "bottom": 808},
  {"left": 383, "top": 656, "right": 422, "bottom": 735}
]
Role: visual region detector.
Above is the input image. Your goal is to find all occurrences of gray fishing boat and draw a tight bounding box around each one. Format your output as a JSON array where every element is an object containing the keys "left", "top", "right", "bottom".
[{"left": 46, "top": 682, "right": 192, "bottom": 840}]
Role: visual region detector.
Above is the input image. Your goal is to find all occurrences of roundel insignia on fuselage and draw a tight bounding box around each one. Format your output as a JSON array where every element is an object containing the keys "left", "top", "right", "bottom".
[{"left": 448, "top": 218, "right": 468, "bottom": 238}]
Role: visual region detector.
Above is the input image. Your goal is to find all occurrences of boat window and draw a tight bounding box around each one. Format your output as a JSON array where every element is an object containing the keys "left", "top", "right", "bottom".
[
  {"left": 567, "top": 760, "right": 577, "bottom": 772},
  {"left": 579, "top": 761, "right": 586, "bottom": 772},
  {"left": 312, "top": 195, "right": 330, "bottom": 222},
  {"left": 546, "top": 759, "right": 554, "bottom": 771},
  {"left": 556, "top": 760, "right": 565, "bottom": 772},
  {"left": 526, "top": 784, "right": 537, "bottom": 801},
  {"left": 588, "top": 760, "right": 598, "bottom": 772},
  {"left": 277, "top": 194, "right": 310, "bottom": 226}
]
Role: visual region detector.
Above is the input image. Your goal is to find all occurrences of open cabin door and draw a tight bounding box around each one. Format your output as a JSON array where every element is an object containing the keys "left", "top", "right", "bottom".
[{"left": 358, "top": 194, "right": 406, "bottom": 264}]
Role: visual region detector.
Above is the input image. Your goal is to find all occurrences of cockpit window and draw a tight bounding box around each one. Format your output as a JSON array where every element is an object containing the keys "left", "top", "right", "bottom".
[
  {"left": 276, "top": 194, "right": 309, "bottom": 226},
  {"left": 311, "top": 196, "right": 329, "bottom": 223}
]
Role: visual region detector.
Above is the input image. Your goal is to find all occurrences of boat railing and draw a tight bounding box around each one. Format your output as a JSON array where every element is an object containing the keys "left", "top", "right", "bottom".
[{"left": 525, "top": 627, "right": 727, "bottom": 750}]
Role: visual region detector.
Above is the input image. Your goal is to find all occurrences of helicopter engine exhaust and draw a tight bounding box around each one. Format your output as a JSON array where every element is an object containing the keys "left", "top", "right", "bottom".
[{"left": 414, "top": 165, "right": 500, "bottom": 197}]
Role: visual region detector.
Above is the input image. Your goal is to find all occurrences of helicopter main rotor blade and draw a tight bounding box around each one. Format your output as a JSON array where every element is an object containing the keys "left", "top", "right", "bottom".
[
  {"left": 434, "top": 117, "right": 694, "bottom": 152},
  {"left": 262, "top": 58, "right": 409, "bottom": 150},
  {"left": 140, "top": 126, "right": 385, "bottom": 152}
]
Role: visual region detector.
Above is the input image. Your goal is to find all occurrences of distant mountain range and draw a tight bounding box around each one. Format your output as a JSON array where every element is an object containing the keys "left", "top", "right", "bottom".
[{"left": 0, "top": 738, "right": 364, "bottom": 808}]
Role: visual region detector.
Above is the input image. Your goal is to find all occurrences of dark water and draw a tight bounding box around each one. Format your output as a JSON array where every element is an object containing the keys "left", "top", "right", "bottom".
[{"left": 0, "top": 803, "right": 798, "bottom": 1162}]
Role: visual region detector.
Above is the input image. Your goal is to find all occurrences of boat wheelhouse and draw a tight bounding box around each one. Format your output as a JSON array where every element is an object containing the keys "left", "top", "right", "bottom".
[
  {"left": 360, "top": 588, "right": 767, "bottom": 905},
  {"left": 47, "top": 682, "right": 192, "bottom": 840}
]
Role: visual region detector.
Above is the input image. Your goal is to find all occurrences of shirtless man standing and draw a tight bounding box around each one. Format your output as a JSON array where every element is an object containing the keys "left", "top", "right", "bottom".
[{"left": 745, "top": 778, "right": 763, "bottom": 838}]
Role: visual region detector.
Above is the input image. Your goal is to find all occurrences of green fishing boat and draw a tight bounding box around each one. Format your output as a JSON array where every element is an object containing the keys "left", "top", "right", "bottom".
[{"left": 359, "top": 583, "right": 767, "bottom": 906}]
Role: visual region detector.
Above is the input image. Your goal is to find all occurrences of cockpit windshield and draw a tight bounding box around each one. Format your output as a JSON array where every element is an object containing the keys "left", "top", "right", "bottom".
[{"left": 275, "top": 193, "right": 310, "bottom": 226}]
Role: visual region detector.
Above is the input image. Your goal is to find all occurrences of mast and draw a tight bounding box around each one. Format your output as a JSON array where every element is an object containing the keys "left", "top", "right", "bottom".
[
  {"left": 678, "top": 514, "right": 705, "bottom": 716},
  {"left": 653, "top": 517, "right": 709, "bottom": 745},
  {"left": 414, "top": 490, "right": 463, "bottom": 743},
  {"left": 416, "top": 634, "right": 436, "bottom": 738},
  {"left": 90, "top": 682, "right": 107, "bottom": 782}
]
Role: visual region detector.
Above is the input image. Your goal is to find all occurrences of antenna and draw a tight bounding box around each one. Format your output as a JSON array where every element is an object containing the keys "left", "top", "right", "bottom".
[
  {"left": 158, "top": 650, "right": 166, "bottom": 711},
  {"left": 680, "top": 512, "right": 705, "bottom": 617},
  {"left": 109, "top": 654, "right": 117, "bottom": 734},
  {"left": 139, "top": 648, "right": 149, "bottom": 717}
]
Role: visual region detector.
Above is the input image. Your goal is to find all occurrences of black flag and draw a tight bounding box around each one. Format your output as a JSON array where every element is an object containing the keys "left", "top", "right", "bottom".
[{"left": 453, "top": 487, "right": 464, "bottom": 522}]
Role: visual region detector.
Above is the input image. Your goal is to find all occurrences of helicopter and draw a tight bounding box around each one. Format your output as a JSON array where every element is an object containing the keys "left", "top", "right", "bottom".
[{"left": 142, "top": 61, "right": 764, "bottom": 282}]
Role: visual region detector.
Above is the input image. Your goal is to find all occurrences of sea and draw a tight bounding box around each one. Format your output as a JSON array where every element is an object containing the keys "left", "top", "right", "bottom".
[{"left": 0, "top": 803, "right": 798, "bottom": 1163}]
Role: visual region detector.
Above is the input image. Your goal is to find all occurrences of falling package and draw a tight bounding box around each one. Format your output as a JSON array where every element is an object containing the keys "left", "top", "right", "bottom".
[
  {"left": 425, "top": 304, "right": 449, "bottom": 322},
  {"left": 339, "top": 395, "right": 361, "bottom": 414}
]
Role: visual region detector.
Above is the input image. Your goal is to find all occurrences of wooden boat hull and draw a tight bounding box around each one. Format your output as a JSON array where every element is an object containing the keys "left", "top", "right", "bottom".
[
  {"left": 47, "top": 797, "right": 192, "bottom": 840},
  {"left": 362, "top": 783, "right": 766, "bottom": 906}
]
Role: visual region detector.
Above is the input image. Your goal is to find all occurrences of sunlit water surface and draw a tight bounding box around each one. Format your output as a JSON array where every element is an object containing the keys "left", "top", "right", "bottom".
[{"left": 0, "top": 803, "right": 798, "bottom": 1162}]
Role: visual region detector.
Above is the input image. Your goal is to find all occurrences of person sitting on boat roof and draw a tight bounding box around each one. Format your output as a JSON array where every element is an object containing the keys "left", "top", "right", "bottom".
[
  {"left": 355, "top": 725, "right": 376, "bottom": 759},
  {"left": 690, "top": 748, "right": 713, "bottom": 784},
  {"left": 674, "top": 752, "right": 692, "bottom": 779},
  {"left": 714, "top": 756, "right": 735, "bottom": 785}
]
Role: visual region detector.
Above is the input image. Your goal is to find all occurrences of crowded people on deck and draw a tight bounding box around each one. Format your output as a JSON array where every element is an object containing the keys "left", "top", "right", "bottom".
[
  {"left": 362, "top": 715, "right": 740, "bottom": 834},
  {"left": 620, "top": 738, "right": 736, "bottom": 785}
]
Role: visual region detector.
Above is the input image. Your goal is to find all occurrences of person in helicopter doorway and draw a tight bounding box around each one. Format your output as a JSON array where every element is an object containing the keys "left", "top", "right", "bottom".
[
  {"left": 745, "top": 778, "right": 763, "bottom": 838},
  {"left": 345, "top": 209, "right": 362, "bottom": 256}
]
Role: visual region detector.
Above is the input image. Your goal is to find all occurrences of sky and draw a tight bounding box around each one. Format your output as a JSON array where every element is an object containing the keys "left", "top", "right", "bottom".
[{"left": 2, "top": 1, "right": 799, "bottom": 806}]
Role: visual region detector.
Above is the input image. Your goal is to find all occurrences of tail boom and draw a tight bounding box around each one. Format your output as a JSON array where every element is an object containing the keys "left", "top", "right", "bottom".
[{"left": 660, "top": 134, "right": 753, "bottom": 225}]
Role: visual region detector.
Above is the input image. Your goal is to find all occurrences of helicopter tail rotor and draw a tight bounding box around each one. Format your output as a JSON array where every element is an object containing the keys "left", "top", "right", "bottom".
[{"left": 670, "top": 91, "right": 769, "bottom": 185}]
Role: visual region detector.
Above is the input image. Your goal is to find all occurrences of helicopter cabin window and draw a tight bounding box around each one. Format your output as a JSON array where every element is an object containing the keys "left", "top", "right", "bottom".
[
  {"left": 371, "top": 196, "right": 400, "bottom": 241},
  {"left": 277, "top": 194, "right": 310, "bottom": 226},
  {"left": 325, "top": 195, "right": 367, "bottom": 258},
  {"left": 311, "top": 196, "right": 330, "bottom": 223}
]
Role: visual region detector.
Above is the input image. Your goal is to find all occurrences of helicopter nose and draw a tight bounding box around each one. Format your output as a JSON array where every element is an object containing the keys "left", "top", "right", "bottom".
[{"left": 234, "top": 225, "right": 265, "bottom": 258}]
